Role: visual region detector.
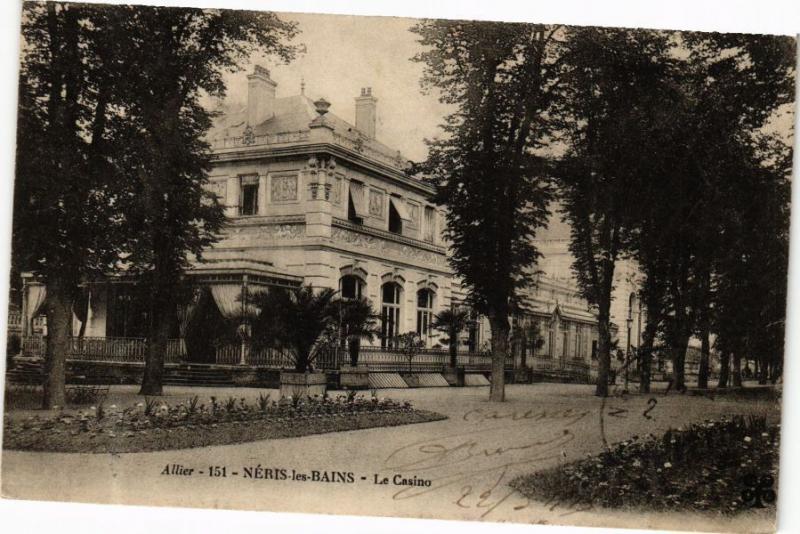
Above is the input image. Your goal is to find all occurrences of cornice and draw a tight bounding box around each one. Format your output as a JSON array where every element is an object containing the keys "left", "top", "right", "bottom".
[{"left": 211, "top": 142, "right": 435, "bottom": 196}]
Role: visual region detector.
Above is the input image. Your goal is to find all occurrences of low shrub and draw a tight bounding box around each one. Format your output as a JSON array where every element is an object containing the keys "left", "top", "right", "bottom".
[
  {"left": 511, "top": 415, "right": 779, "bottom": 514},
  {"left": 3, "top": 393, "right": 441, "bottom": 453}
]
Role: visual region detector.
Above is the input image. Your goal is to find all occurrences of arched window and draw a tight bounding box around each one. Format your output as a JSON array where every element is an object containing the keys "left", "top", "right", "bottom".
[
  {"left": 340, "top": 275, "right": 364, "bottom": 300},
  {"left": 416, "top": 289, "right": 434, "bottom": 342},
  {"left": 380, "top": 282, "right": 402, "bottom": 348}
]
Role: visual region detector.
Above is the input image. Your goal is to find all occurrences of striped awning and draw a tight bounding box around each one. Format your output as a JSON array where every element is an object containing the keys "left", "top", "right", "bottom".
[{"left": 349, "top": 181, "right": 368, "bottom": 218}]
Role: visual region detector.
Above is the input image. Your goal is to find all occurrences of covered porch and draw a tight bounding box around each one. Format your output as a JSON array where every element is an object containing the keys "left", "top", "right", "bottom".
[{"left": 17, "top": 258, "right": 304, "bottom": 366}]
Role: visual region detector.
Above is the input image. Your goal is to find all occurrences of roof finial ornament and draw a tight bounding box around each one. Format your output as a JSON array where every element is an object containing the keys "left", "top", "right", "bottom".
[
  {"left": 300, "top": 77, "right": 305, "bottom": 95},
  {"left": 314, "top": 97, "right": 331, "bottom": 116}
]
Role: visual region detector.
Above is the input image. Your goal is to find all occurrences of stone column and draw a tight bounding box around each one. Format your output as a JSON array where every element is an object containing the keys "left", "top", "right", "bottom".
[
  {"left": 304, "top": 155, "right": 332, "bottom": 240},
  {"left": 258, "top": 174, "right": 269, "bottom": 215},
  {"left": 225, "top": 176, "right": 240, "bottom": 218}
]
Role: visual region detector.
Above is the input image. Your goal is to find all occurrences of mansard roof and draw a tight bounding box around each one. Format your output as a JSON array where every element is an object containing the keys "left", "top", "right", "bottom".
[{"left": 207, "top": 94, "right": 408, "bottom": 169}]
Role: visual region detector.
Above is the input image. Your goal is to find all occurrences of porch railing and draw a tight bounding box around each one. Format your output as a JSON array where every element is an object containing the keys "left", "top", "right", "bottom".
[
  {"left": 15, "top": 336, "right": 591, "bottom": 380},
  {"left": 355, "top": 347, "right": 502, "bottom": 372}
]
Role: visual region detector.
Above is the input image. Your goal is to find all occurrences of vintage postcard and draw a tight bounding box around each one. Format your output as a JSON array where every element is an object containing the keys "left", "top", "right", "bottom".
[{"left": 1, "top": 1, "right": 796, "bottom": 533}]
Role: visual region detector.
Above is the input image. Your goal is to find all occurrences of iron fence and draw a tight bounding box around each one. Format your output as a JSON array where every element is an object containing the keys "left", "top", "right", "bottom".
[{"left": 15, "top": 336, "right": 593, "bottom": 381}]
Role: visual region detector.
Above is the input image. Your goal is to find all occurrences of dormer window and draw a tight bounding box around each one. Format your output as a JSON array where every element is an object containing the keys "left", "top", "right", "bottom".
[{"left": 239, "top": 175, "right": 259, "bottom": 216}]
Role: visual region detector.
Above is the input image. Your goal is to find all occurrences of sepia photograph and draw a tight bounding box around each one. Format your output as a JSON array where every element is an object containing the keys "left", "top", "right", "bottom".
[{"left": 0, "top": 1, "right": 797, "bottom": 533}]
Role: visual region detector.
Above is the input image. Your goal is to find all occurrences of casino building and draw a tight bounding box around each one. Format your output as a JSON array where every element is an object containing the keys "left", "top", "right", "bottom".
[{"left": 16, "top": 65, "right": 638, "bottom": 381}]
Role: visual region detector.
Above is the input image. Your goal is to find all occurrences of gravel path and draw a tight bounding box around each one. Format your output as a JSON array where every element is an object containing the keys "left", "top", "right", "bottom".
[{"left": 2, "top": 383, "right": 779, "bottom": 532}]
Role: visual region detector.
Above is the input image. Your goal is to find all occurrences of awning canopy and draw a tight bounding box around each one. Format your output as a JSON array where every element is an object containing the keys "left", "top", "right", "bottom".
[
  {"left": 390, "top": 196, "right": 412, "bottom": 222},
  {"left": 349, "top": 181, "right": 368, "bottom": 218},
  {"left": 186, "top": 257, "right": 303, "bottom": 289}
]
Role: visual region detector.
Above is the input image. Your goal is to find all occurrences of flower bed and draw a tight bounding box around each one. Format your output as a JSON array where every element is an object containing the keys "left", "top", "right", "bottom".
[
  {"left": 510, "top": 415, "right": 779, "bottom": 514},
  {"left": 3, "top": 392, "right": 447, "bottom": 453}
]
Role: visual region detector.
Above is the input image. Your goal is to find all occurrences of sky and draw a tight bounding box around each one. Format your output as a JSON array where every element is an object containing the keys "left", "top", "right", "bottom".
[
  {"left": 220, "top": 12, "right": 453, "bottom": 162},
  {"left": 219, "top": 11, "right": 796, "bottom": 163}
]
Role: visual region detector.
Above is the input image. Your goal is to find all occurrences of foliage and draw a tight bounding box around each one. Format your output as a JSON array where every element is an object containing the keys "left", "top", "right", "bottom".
[
  {"left": 511, "top": 415, "right": 779, "bottom": 513},
  {"left": 250, "top": 285, "right": 338, "bottom": 372},
  {"left": 3, "top": 394, "right": 443, "bottom": 453},
  {"left": 14, "top": 3, "right": 301, "bottom": 402},
  {"left": 65, "top": 386, "right": 109, "bottom": 406},
  {"left": 394, "top": 331, "right": 425, "bottom": 372},
  {"left": 100, "top": 6, "right": 299, "bottom": 395},
  {"left": 337, "top": 297, "right": 380, "bottom": 365},
  {"left": 627, "top": 32, "right": 795, "bottom": 389},
  {"left": 411, "top": 20, "right": 563, "bottom": 401},
  {"left": 15, "top": 2, "right": 136, "bottom": 408},
  {"left": 554, "top": 27, "right": 677, "bottom": 396},
  {"left": 395, "top": 331, "right": 424, "bottom": 357},
  {"left": 432, "top": 308, "right": 470, "bottom": 367}
]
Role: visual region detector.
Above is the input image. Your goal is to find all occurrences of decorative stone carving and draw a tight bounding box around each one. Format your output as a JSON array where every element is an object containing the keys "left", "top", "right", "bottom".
[
  {"left": 271, "top": 174, "right": 298, "bottom": 202},
  {"left": 331, "top": 174, "right": 343, "bottom": 204},
  {"left": 331, "top": 227, "right": 447, "bottom": 269},
  {"left": 242, "top": 125, "right": 255, "bottom": 146},
  {"left": 222, "top": 224, "right": 305, "bottom": 247},
  {"left": 368, "top": 189, "right": 383, "bottom": 217}
]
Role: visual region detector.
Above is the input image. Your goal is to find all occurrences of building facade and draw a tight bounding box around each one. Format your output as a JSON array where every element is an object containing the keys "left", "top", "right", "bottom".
[{"left": 17, "top": 65, "right": 625, "bottom": 375}]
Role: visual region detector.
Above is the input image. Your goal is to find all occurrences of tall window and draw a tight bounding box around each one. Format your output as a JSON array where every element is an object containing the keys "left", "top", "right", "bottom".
[
  {"left": 423, "top": 206, "right": 435, "bottom": 243},
  {"left": 389, "top": 201, "right": 403, "bottom": 234},
  {"left": 416, "top": 289, "right": 434, "bottom": 341},
  {"left": 240, "top": 175, "right": 259, "bottom": 216},
  {"left": 380, "top": 283, "right": 402, "bottom": 348},
  {"left": 561, "top": 321, "right": 569, "bottom": 359},
  {"left": 575, "top": 325, "right": 582, "bottom": 359},
  {"left": 348, "top": 182, "right": 365, "bottom": 224},
  {"left": 340, "top": 275, "right": 364, "bottom": 300}
]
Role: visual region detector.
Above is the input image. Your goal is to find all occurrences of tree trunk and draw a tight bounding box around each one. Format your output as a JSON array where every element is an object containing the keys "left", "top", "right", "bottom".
[
  {"left": 671, "top": 331, "right": 689, "bottom": 392},
  {"left": 349, "top": 336, "right": 360, "bottom": 367},
  {"left": 758, "top": 352, "right": 768, "bottom": 385},
  {"left": 638, "top": 321, "right": 657, "bottom": 394},
  {"left": 697, "top": 325, "right": 710, "bottom": 389},
  {"left": 595, "top": 306, "right": 612, "bottom": 397},
  {"left": 718, "top": 351, "right": 730, "bottom": 388},
  {"left": 140, "top": 271, "right": 174, "bottom": 396},
  {"left": 732, "top": 351, "right": 742, "bottom": 387},
  {"left": 42, "top": 276, "right": 73, "bottom": 409},
  {"left": 448, "top": 333, "right": 458, "bottom": 368},
  {"left": 488, "top": 314, "right": 509, "bottom": 402}
]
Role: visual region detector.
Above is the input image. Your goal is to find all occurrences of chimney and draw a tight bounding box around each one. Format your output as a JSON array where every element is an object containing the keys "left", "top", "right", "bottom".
[
  {"left": 247, "top": 65, "right": 277, "bottom": 126},
  {"left": 355, "top": 87, "right": 377, "bottom": 138}
]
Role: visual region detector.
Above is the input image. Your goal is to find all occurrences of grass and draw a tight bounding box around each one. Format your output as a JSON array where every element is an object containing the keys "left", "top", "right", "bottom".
[
  {"left": 3, "top": 392, "right": 447, "bottom": 453},
  {"left": 510, "top": 415, "right": 779, "bottom": 515}
]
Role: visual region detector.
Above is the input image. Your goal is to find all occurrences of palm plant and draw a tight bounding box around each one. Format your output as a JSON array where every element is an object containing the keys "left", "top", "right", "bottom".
[
  {"left": 250, "top": 285, "right": 337, "bottom": 372},
  {"left": 338, "top": 297, "right": 380, "bottom": 366},
  {"left": 432, "top": 308, "right": 470, "bottom": 368}
]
